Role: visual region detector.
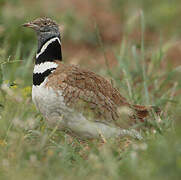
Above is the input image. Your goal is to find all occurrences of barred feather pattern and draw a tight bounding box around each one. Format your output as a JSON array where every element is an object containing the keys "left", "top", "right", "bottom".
[{"left": 45, "top": 61, "right": 160, "bottom": 124}]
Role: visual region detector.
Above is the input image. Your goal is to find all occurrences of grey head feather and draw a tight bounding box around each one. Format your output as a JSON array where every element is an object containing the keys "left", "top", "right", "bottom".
[{"left": 23, "top": 17, "right": 61, "bottom": 50}]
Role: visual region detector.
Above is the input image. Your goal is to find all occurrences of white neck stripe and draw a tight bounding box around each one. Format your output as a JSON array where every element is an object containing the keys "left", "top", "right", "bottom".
[
  {"left": 36, "top": 37, "right": 61, "bottom": 59},
  {"left": 33, "top": 62, "right": 58, "bottom": 74}
]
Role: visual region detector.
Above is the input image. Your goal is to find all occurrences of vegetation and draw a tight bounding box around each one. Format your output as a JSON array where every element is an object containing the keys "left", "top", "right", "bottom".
[{"left": 0, "top": 0, "right": 181, "bottom": 179}]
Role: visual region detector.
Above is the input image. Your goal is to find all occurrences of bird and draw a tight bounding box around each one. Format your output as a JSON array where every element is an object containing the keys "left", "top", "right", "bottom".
[{"left": 22, "top": 17, "right": 160, "bottom": 140}]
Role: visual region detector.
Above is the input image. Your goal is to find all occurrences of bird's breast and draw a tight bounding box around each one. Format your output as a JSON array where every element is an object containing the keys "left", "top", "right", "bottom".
[{"left": 32, "top": 78, "right": 68, "bottom": 118}]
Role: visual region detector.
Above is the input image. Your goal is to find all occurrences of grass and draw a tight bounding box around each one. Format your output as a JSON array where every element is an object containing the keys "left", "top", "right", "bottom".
[{"left": 0, "top": 0, "right": 181, "bottom": 179}]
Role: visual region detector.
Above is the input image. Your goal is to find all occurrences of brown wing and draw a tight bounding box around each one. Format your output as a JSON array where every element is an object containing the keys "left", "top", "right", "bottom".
[
  {"left": 46, "top": 62, "right": 129, "bottom": 123},
  {"left": 46, "top": 61, "right": 161, "bottom": 123}
]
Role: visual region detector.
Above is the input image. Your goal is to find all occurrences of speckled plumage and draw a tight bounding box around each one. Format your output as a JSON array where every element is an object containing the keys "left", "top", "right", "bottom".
[
  {"left": 46, "top": 61, "right": 125, "bottom": 122},
  {"left": 45, "top": 61, "right": 157, "bottom": 123}
]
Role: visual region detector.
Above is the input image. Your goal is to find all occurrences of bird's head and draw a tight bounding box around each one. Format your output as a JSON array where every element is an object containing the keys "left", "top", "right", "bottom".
[
  {"left": 23, "top": 17, "right": 61, "bottom": 52},
  {"left": 23, "top": 17, "right": 60, "bottom": 41}
]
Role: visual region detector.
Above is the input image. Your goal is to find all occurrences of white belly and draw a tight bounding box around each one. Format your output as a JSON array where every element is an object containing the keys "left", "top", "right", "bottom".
[{"left": 32, "top": 78, "right": 72, "bottom": 121}]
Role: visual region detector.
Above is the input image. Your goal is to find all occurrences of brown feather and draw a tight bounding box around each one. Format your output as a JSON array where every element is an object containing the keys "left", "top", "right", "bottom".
[{"left": 46, "top": 61, "right": 160, "bottom": 123}]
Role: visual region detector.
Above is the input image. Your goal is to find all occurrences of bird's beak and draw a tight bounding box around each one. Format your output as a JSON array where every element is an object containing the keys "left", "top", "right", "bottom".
[{"left": 22, "top": 22, "right": 39, "bottom": 30}]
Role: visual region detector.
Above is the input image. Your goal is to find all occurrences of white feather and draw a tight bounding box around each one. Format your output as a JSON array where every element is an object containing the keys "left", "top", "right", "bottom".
[{"left": 33, "top": 62, "right": 58, "bottom": 74}]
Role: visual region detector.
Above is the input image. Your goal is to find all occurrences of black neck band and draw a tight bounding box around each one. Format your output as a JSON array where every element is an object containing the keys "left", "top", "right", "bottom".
[
  {"left": 36, "top": 37, "right": 62, "bottom": 65},
  {"left": 33, "top": 68, "right": 56, "bottom": 86}
]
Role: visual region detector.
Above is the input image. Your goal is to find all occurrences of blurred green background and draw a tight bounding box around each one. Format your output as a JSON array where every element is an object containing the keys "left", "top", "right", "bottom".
[{"left": 0, "top": 0, "right": 181, "bottom": 179}]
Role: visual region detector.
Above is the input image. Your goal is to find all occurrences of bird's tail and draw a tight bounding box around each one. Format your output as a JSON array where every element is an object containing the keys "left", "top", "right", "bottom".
[{"left": 130, "top": 104, "right": 161, "bottom": 121}]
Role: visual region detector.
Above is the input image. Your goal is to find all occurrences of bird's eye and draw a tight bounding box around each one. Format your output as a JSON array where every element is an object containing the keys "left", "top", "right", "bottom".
[{"left": 44, "top": 22, "right": 47, "bottom": 25}]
